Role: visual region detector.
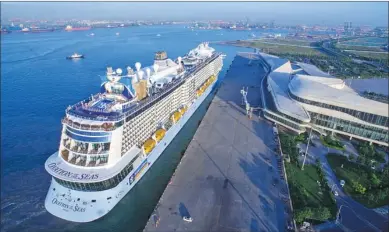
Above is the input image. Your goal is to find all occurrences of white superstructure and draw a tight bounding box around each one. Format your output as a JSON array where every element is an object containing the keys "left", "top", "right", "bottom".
[{"left": 44, "top": 43, "right": 224, "bottom": 222}]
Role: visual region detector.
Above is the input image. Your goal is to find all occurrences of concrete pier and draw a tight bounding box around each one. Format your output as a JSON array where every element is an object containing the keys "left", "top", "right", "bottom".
[{"left": 143, "top": 53, "right": 291, "bottom": 232}]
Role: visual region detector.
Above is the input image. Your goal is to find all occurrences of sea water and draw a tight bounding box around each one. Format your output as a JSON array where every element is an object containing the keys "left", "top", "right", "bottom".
[{"left": 1, "top": 25, "right": 286, "bottom": 232}]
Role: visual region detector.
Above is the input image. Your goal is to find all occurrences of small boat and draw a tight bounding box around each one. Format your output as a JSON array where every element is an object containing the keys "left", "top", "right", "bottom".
[
  {"left": 90, "top": 33, "right": 95, "bottom": 36},
  {"left": 116, "top": 32, "right": 120, "bottom": 36},
  {"left": 156, "top": 34, "right": 161, "bottom": 37},
  {"left": 66, "top": 53, "right": 84, "bottom": 59},
  {"left": 183, "top": 216, "right": 193, "bottom": 222}
]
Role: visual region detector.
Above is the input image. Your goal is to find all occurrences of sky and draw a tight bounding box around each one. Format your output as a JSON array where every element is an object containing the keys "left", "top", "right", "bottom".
[{"left": 1, "top": 2, "right": 388, "bottom": 27}]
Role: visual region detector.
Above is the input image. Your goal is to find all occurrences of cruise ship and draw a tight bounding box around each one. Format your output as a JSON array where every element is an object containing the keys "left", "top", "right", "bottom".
[{"left": 44, "top": 43, "right": 224, "bottom": 222}]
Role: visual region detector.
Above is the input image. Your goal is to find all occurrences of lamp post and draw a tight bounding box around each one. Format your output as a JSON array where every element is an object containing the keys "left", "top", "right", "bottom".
[
  {"left": 301, "top": 116, "right": 318, "bottom": 171},
  {"left": 301, "top": 127, "right": 313, "bottom": 171}
]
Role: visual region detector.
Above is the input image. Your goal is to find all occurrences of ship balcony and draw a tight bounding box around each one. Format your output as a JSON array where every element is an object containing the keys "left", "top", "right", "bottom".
[
  {"left": 64, "top": 145, "right": 109, "bottom": 155},
  {"left": 61, "top": 149, "right": 108, "bottom": 167},
  {"left": 62, "top": 139, "right": 110, "bottom": 155},
  {"left": 62, "top": 117, "right": 117, "bottom": 132}
]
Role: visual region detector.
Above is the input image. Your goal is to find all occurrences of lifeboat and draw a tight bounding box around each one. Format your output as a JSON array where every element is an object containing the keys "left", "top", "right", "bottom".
[
  {"left": 196, "top": 89, "right": 203, "bottom": 97},
  {"left": 154, "top": 128, "right": 166, "bottom": 142},
  {"left": 143, "top": 138, "right": 156, "bottom": 154},
  {"left": 179, "top": 106, "right": 188, "bottom": 115},
  {"left": 170, "top": 111, "right": 182, "bottom": 122}
]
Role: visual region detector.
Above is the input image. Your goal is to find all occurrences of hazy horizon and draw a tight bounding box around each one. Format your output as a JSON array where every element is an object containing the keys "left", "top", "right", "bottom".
[{"left": 1, "top": 2, "right": 388, "bottom": 27}]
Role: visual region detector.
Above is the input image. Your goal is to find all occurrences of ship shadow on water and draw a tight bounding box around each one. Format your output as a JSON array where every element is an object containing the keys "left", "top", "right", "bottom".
[{"left": 65, "top": 87, "right": 218, "bottom": 232}]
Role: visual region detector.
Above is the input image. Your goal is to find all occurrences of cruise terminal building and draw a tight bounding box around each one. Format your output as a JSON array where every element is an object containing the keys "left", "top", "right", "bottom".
[{"left": 258, "top": 52, "right": 388, "bottom": 147}]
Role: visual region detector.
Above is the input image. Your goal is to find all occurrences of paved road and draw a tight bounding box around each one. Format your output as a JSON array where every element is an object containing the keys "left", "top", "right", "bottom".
[
  {"left": 143, "top": 53, "right": 292, "bottom": 232},
  {"left": 344, "top": 50, "right": 388, "bottom": 54},
  {"left": 298, "top": 136, "right": 389, "bottom": 232}
]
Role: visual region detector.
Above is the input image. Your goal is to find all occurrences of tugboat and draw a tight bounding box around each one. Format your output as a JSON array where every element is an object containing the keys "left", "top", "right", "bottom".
[{"left": 66, "top": 53, "right": 84, "bottom": 59}]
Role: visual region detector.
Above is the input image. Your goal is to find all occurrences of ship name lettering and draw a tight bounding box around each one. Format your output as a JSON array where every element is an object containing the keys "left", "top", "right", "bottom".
[
  {"left": 48, "top": 163, "right": 99, "bottom": 180},
  {"left": 52, "top": 198, "right": 86, "bottom": 212}
]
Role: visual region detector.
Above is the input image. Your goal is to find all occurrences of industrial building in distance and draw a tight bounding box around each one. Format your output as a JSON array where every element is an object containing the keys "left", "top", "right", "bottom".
[{"left": 258, "top": 52, "right": 388, "bottom": 147}]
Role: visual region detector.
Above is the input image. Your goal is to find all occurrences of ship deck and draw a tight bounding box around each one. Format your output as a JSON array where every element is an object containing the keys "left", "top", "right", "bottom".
[
  {"left": 66, "top": 53, "right": 221, "bottom": 122},
  {"left": 143, "top": 53, "right": 291, "bottom": 232}
]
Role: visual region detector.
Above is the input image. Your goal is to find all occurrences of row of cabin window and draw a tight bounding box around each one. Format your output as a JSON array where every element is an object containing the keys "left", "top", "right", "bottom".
[{"left": 54, "top": 155, "right": 140, "bottom": 192}]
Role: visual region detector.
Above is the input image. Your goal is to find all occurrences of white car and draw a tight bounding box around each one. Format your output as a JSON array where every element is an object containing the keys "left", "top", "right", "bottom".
[
  {"left": 183, "top": 216, "right": 193, "bottom": 222},
  {"left": 333, "top": 190, "right": 339, "bottom": 197}
]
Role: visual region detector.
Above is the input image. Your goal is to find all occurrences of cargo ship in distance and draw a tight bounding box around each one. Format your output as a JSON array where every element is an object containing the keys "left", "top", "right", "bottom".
[
  {"left": 21, "top": 27, "right": 55, "bottom": 33},
  {"left": 44, "top": 43, "right": 224, "bottom": 222},
  {"left": 65, "top": 25, "right": 91, "bottom": 31}
]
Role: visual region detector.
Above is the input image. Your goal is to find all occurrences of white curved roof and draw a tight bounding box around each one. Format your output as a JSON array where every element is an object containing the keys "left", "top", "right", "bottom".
[
  {"left": 289, "top": 74, "right": 388, "bottom": 117},
  {"left": 264, "top": 55, "right": 311, "bottom": 122},
  {"left": 295, "top": 62, "right": 334, "bottom": 78}
]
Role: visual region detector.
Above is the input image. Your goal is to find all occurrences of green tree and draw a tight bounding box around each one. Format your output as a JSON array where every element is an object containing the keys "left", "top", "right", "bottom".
[
  {"left": 364, "top": 158, "right": 371, "bottom": 167},
  {"left": 313, "top": 207, "right": 331, "bottom": 221},
  {"left": 349, "top": 154, "right": 355, "bottom": 161},
  {"left": 370, "top": 173, "right": 381, "bottom": 187},
  {"left": 368, "top": 193, "right": 375, "bottom": 203},
  {"left": 378, "top": 189, "right": 387, "bottom": 201},
  {"left": 294, "top": 208, "right": 313, "bottom": 224},
  {"left": 357, "top": 155, "right": 365, "bottom": 164},
  {"left": 352, "top": 181, "right": 366, "bottom": 195},
  {"left": 374, "top": 151, "right": 386, "bottom": 163}
]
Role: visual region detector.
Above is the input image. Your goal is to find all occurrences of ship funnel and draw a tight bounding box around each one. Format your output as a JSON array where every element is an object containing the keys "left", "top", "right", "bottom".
[
  {"left": 177, "top": 56, "right": 182, "bottom": 64},
  {"left": 145, "top": 68, "right": 151, "bottom": 78},
  {"left": 135, "top": 62, "right": 142, "bottom": 71},
  {"left": 116, "top": 68, "right": 123, "bottom": 76},
  {"left": 153, "top": 63, "right": 159, "bottom": 73}
]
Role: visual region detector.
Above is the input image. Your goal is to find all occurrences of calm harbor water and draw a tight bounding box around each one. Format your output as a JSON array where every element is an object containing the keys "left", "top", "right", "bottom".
[{"left": 1, "top": 25, "right": 286, "bottom": 232}]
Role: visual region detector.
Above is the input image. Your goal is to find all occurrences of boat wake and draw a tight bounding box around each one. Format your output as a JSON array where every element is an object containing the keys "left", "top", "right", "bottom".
[{"left": 2, "top": 41, "right": 85, "bottom": 64}]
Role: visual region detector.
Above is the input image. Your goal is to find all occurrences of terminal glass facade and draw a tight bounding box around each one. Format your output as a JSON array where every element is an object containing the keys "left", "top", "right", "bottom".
[
  {"left": 309, "top": 112, "right": 389, "bottom": 143},
  {"left": 265, "top": 112, "right": 306, "bottom": 132},
  {"left": 290, "top": 92, "right": 389, "bottom": 127}
]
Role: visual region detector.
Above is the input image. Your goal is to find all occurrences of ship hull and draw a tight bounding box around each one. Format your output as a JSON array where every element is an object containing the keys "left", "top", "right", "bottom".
[
  {"left": 44, "top": 78, "right": 217, "bottom": 222},
  {"left": 66, "top": 55, "right": 84, "bottom": 59}
]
